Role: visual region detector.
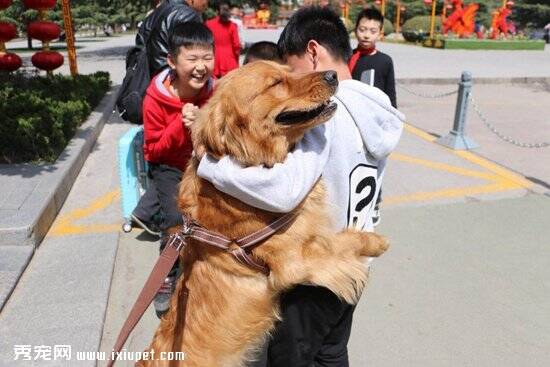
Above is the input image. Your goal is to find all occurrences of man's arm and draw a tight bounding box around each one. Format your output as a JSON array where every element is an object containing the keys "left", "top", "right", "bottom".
[{"left": 197, "top": 120, "right": 335, "bottom": 213}]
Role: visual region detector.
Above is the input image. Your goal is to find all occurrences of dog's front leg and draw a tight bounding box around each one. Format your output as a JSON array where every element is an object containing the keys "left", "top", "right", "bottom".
[{"left": 266, "top": 230, "right": 388, "bottom": 305}]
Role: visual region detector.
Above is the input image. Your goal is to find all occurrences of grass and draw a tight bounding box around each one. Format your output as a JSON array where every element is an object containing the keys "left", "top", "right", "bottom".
[{"left": 424, "top": 38, "right": 546, "bottom": 50}]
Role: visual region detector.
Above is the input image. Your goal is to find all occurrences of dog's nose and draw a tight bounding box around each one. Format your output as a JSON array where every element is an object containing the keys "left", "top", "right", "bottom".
[{"left": 323, "top": 71, "right": 338, "bottom": 86}]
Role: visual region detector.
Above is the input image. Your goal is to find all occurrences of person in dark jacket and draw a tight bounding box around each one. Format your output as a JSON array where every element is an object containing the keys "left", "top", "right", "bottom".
[
  {"left": 137, "top": 0, "right": 208, "bottom": 76},
  {"left": 131, "top": 0, "right": 209, "bottom": 235}
]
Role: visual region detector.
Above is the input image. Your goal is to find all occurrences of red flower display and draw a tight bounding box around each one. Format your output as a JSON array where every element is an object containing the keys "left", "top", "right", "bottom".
[
  {"left": 22, "top": 0, "right": 56, "bottom": 10},
  {"left": 0, "top": 22, "right": 17, "bottom": 42},
  {"left": 31, "top": 50, "right": 64, "bottom": 71},
  {"left": 0, "top": 0, "right": 13, "bottom": 10},
  {"left": 27, "top": 21, "right": 61, "bottom": 42},
  {"left": 0, "top": 53, "right": 22, "bottom": 71}
]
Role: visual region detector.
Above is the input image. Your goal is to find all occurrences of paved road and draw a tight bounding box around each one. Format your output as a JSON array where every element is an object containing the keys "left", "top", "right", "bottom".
[{"left": 1, "top": 29, "right": 549, "bottom": 366}]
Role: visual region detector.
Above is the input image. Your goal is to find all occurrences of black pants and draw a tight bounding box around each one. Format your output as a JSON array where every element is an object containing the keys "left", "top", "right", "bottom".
[
  {"left": 132, "top": 179, "right": 161, "bottom": 224},
  {"left": 148, "top": 163, "right": 183, "bottom": 231},
  {"left": 251, "top": 285, "right": 355, "bottom": 367},
  {"left": 149, "top": 163, "right": 183, "bottom": 275}
]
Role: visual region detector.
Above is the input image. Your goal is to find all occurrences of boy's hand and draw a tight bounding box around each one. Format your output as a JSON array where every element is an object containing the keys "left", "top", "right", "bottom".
[{"left": 182, "top": 103, "right": 199, "bottom": 128}]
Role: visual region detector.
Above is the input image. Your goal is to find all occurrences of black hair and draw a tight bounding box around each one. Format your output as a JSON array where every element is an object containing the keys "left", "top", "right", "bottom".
[
  {"left": 355, "top": 8, "right": 384, "bottom": 30},
  {"left": 277, "top": 6, "right": 352, "bottom": 63},
  {"left": 244, "top": 41, "right": 281, "bottom": 64},
  {"left": 217, "top": 0, "right": 231, "bottom": 10},
  {"left": 168, "top": 22, "right": 214, "bottom": 56}
]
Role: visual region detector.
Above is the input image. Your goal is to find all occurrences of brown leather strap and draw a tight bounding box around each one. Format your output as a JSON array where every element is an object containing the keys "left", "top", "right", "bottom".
[
  {"left": 107, "top": 212, "right": 296, "bottom": 366},
  {"left": 106, "top": 234, "right": 187, "bottom": 367},
  {"left": 235, "top": 212, "right": 297, "bottom": 249}
]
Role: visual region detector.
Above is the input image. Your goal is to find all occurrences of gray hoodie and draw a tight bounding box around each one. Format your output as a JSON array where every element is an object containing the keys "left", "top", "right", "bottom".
[{"left": 197, "top": 79, "right": 405, "bottom": 232}]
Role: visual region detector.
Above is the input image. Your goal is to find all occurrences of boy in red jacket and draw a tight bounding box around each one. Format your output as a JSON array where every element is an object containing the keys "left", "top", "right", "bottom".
[
  {"left": 206, "top": 1, "right": 241, "bottom": 78},
  {"left": 142, "top": 21, "right": 215, "bottom": 318}
]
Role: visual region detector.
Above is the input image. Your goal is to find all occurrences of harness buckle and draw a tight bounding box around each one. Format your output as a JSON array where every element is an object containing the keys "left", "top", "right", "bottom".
[{"left": 167, "top": 233, "right": 186, "bottom": 252}]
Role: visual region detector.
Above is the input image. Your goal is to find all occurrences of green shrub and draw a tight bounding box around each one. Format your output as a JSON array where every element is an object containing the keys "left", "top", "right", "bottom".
[
  {"left": 402, "top": 15, "right": 441, "bottom": 42},
  {"left": 0, "top": 72, "right": 110, "bottom": 164}
]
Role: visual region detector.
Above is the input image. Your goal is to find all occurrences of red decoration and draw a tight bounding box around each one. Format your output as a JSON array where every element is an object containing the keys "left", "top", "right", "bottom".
[
  {"left": 0, "top": 53, "right": 22, "bottom": 72},
  {"left": 0, "top": 0, "right": 13, "bottom": 10},
  {"left": 31, "top": 51, "right": 64, "bottom": 71},
  {"left": 27, "top": 21, "right": 61, "bottom": 42},
  {"left": 424, "top": 0, "right": 432, "bottom": 4},
  {"left": 22, "top": 0, "right": 56, "bottom": 10},
  {"left": 0, "top": 22, "right": 17, "bottom": 42}
]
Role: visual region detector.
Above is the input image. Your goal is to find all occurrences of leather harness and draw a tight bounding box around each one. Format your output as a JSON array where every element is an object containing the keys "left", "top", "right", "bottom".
[{"left": 107, "top": 212, "right": 296, "bottom": 366}]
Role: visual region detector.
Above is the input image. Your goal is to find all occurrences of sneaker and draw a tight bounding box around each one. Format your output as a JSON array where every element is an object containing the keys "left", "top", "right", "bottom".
[
  {"left": 372, "top": 205, "right": 381, "bottom": 227},
  {"left": 131, "top": 213, "right": 161, "bottom": 237},
  {"left": 154, "top": 275, "right": 176, "bottom": 318}
]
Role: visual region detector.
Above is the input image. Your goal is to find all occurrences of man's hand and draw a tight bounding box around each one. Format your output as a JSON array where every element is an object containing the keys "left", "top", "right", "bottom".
[{"left": 182, "top": 103, "right": 199, "bottom": 128}]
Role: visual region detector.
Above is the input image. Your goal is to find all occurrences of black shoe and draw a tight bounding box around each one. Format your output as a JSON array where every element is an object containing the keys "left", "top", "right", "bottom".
[{"left": 131, "top": 214, "right": 161, "bottom": 236}]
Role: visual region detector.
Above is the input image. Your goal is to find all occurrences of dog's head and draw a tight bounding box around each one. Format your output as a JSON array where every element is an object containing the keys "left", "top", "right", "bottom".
[{"left": 193, "top": 61, "right": 338, "bottom": 167}]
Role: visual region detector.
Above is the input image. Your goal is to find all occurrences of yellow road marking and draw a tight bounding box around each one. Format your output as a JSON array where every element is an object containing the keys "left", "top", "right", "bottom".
[
  {"left": 383, "top": 123, "right": 532, "bottom": 206},
  {"left": 50, "top": 190, "right": 121, "bottom": 236},
  {"left": 49, "top": 122, "right": 533, "bottom": 233},
  {"left": 391, "top": 153, "right": 499, "bottom": 181},
  {"left": 403, "top": 122, "right": 531, "bottom": 188}
]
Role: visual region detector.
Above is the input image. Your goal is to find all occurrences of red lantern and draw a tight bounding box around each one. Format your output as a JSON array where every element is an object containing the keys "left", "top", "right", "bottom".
[
  {"left": 0, "top": 0, "right": 13, "bottom": 10},
  {"left": 0, "top": 52, "right": 22, "bottom": 72},
  {"left": 31, "top": 50, "right": 64, "bottom": 71},
  {"left": 27, "top": 21, "right": 61, "bottom": 42},
  {"left": 0, "top": 22, "right": 17, "bottom": 42},
  {"left": 22, "top": 0, "right": 56, "bottom": 10},
  {"left": 375, "top": 0, "right": 381, "bottom": 4},
  {"left": 424, "top": 0, "right": 433, "bottom": 4}
]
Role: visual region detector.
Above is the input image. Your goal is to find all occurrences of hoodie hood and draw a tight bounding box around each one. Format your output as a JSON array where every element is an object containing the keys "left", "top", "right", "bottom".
[
  {"left": 335, "top": 79, "right": 404, "bottom": 160},
  {"left": 146, "top": 68, "right": 214, "bottom": 109}
]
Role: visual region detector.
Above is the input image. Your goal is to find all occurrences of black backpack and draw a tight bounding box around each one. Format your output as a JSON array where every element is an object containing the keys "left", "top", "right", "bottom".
[
  {"left": 115, "top": 43, "right": 151, "bottom": 124},
  {"left": 116, "top": 3, "right": 175, "bottom": 124}
]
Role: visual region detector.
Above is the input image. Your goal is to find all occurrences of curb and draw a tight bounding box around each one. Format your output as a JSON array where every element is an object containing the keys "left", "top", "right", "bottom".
[
  {"left": 397, "top": 76, "right": 550, "bottom": 85},
  {"left": 0, "top": 86, "right": 119, "bottom": 248}
]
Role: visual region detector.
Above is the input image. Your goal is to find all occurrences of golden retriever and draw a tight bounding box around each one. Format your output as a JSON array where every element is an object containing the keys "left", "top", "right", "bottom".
[{"left": 137, "top": 61, "right": 388, "bottom": 367}]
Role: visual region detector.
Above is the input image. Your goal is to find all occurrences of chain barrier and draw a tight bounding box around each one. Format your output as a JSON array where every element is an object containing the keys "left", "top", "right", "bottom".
[
  {"left": 397, "top": 82, "right": 458, "bottom": 99},
  {"left": 469, "top": 94, "right": 550, "bottom": 148}
]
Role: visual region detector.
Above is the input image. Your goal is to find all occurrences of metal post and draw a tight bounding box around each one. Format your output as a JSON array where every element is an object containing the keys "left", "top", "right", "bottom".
[{"left": 436, "top": 71, "right": 479, "bottom": 150}]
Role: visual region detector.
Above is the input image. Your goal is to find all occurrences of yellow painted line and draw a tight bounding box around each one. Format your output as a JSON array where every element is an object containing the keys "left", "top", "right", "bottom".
[
  {"left": 390, "top": 153, "right": 499, "bottom": 181},
  {"left": 50, "top": 189, "right": 121, "bottom": 236},
  {"left": 403, "top": 122, "right": 532, "bottom": 188},
  {"left": 384, "top": 178, "right": 523, "bottom": 206},
  {"left": 404, "top": 123, "right": 437, "bottom": 142},
  {"left": 454, "top": 150, "right": 532, "bottom": 188}
]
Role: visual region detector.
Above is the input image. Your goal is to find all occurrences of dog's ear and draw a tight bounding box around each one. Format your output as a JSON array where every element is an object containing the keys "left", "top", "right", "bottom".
[{"left": 192, "top": 92, "right": 249, "bottom": 161}]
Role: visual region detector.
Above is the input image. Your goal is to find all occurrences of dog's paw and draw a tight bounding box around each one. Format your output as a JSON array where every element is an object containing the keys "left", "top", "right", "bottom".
[{"left": 361, "top": 232, "right": 389, "bottom": 257}]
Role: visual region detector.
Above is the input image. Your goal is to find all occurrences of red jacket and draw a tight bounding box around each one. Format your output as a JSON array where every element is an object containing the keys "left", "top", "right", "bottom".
[
  {"left": 206, "top": 16, "right": 241, "bottom": 77},
  {"left": 143, "top": 69, "right": 214, "bottom": 171}
]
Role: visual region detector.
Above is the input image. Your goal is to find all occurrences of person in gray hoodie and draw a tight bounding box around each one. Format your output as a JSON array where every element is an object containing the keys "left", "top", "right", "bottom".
[{"left": 197, "top": 7, "right": 404, "bottom": 366}]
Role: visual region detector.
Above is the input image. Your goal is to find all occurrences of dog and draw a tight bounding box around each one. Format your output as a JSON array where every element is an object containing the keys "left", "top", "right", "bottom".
[{"left": 137, "top": 61, "right": 389, "bottom": 367}]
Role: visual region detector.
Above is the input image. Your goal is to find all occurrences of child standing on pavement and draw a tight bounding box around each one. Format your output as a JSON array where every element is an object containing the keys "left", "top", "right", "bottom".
[
  {"left": 350, "top": 8, "right": 397, "bottom": 225},
  {"left": 350, "top": 8, "right": 396, "bottom": 108},
  {"left": 142, "top": 21, "right": 215, "bottom": 318}
]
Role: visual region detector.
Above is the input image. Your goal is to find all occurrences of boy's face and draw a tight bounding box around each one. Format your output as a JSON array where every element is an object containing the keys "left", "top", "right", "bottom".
[
  {"left": 355, "top": 18, "right": 382, "bottom": 50},
  {"left": 168, "top": 45, "right": 214, "bottom": 92},
  {"left": 230, "top": 7, "right": 241, "bottom": 18}
]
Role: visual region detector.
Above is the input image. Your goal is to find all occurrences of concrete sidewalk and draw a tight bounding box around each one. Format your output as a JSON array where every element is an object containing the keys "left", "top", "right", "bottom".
[{"left": 1, "top": 30, "right": 549, "bottom": 367}]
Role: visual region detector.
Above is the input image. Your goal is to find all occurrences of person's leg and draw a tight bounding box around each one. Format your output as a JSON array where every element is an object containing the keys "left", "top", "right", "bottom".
[
  {"left": 148, "top": 163, "right": 184, "bottom": 318},
  {"left": 314, "top": 304, "right": 355, "bottom": 367},
  {"left": 267, "top": 286, "right": 350, "bottom": 367},
  {"left": 131, "top": 179, "right": 161, "bottom": 235}
]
